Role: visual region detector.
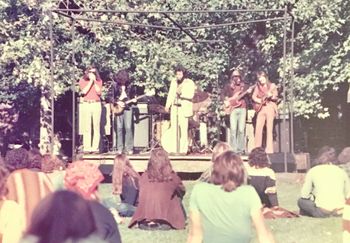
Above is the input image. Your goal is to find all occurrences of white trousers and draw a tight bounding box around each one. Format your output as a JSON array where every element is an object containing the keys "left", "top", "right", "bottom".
[{"left": 80, "top": 102, "right": 102, "bottom": 152}]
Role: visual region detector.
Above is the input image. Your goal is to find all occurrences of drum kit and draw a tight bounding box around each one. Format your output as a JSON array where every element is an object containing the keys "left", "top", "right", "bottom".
[{"left": 147, "top": 89, "right": 212, "bottom": 153}]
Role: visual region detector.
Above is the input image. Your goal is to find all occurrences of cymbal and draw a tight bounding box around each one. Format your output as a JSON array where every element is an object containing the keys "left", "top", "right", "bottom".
[
  {"left": 192, "top": 90, "right": 209, "bottom": 103},
  {"left": 149, "top": 104, "right": 168, "bottom": 114}
]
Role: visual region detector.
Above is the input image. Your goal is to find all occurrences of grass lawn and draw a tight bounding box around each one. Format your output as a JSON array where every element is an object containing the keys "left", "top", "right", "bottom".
[{"left": 99, "top": 174, "right": 342, "bottom": 243}]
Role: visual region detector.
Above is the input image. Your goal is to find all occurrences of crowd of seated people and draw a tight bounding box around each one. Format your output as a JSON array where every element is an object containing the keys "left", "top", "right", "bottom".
[{"left": 3, "top": 142, "right": 350, "bottom": 242}]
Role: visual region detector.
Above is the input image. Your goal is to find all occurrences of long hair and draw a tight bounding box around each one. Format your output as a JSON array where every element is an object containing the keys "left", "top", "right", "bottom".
[
  {"left": 4, "top": 147, "right": 29, "bottom": 172},
  {"left": 211, "top": 151, "right": 246, "bottom": 192},
  {"left": 248, "top": 147, "right": 270, "bottom": 168},
  {"left": 83, "top": 66, "right": 101, "bottom": 81},
  {"left": 113, "top": 69, "right": 130, "bottom": 85},
  {"left": 112, "top": 154, "right": 139, "bottom": 195},
  {"left": 256, "top": 71, "right": 270, "bottom": 84},
  {"left": 211, "top": 141, "right": 232, "bottom": 162},
  {"left": 26, "top": 191, "right": 97, "bottom": 243},
  {"left": 314, "top": 146, "right": 337, "bottom": 165},
  {"left": 147, "top": 148, "right": 174, "bottom": 182}
]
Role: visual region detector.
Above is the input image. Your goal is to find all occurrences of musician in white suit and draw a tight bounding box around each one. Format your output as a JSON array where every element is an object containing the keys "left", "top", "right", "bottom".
[{"left": 164, "top": 65, "right": 196, "bottom": 154}]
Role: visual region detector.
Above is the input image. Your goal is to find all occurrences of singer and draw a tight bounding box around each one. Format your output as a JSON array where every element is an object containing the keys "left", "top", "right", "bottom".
[
  {"left": 164, "top": 65, "right": 195, "bottom": 154},
  {"left": 79, "top": 66, "right": 103, "bottom": 153}
]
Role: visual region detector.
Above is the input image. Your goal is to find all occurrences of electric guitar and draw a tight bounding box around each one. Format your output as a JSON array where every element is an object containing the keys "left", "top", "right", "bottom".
[
  {"left": 223, "top": 85, "right": 255, "bottom": 114},
  {"left": 113, "top": 90, "right": 155, "bottom": 115},
  {"left": 253, "top": 84, "right": 282, "bottom": 113}
]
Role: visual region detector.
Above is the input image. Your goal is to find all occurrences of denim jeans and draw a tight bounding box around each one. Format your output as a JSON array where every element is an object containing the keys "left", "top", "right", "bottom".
[
  {"left": 115, "top": 109, "right": 133, "bottom": 152},
  {"left": 117, "top": 202, "right": 136, "bottom": 217},
  {"left": 229, "top": 107, "right": 246, "bottom": 153},
  {"left": 297, "top": 198, "right": 331, "bottom": 218}
]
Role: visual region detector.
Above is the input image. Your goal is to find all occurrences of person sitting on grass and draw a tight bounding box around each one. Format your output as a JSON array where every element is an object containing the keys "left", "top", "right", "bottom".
[
  {"left": 198, "top": 141, "right": 231, "bottom": 182},
  {"left": 111, "top": 154, "right": 140, "bottom": 217},
  {"left": 64, "top": 161, "right": 121, "bottom": 243},
  {"left": 129, "top": 147, "right": 186, "bottom": 230},
  {"left": 246, "top": 147, "right": 278, "bottom": 208},
  {"left": 0, "top": 159, "right": 25, "bottom": 243},
  {"left": 41, "top": 154, "right": 66, "bottom": 191},
  {"left": 187, "top": 151, "right": 275, "bottom": 243},
  {"left": 4, "top": 148, "right": 53, "bottom": 228},
  {"left": 20, "top": 190, "right": 107, "bottom": 243},
  {"left": 298, "top": 146, "right": 350, "bottom": 217}
]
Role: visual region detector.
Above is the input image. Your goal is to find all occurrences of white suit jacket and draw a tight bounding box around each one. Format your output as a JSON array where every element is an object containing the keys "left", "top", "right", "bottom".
[{"left": 165, "top": 78, "right": 196, "bottom": 118}]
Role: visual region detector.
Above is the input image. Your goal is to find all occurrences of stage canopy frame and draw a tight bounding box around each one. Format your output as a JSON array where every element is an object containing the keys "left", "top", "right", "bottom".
[{"left": 48, "top": 5, "right": 295, "bottom": 171}]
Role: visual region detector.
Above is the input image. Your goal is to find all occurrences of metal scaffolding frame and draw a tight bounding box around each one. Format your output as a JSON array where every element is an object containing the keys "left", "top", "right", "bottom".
[{"left": 49, "top": 7, "right": 295, "bottom": 170}]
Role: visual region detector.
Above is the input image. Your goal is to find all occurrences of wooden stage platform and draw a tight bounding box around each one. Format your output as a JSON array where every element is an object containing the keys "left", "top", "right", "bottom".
[{"left": 83, "top": 152, "right": 249, "bottom": 173}]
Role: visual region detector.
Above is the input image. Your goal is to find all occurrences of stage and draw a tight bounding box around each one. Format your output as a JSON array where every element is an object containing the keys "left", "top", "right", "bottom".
[{"left": 83, "top": 152, "right": 249, "bottom": 174}]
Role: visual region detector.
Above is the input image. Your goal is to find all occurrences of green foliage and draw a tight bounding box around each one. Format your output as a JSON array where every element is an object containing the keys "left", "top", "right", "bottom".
[{"left": 0, "top": 0, "right": 349, "bottom": 132}]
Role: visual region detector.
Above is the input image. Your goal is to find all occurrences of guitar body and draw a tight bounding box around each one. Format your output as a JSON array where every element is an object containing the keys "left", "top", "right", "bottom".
[
  {"left": 112, "top": 103, "right": 125, "bottom": 115},
  {"left": 112, "top": 92, "right": 154, "bottom": 115},
  {"left": 222, "top": 85, "right": 255, "bottom": 115}
]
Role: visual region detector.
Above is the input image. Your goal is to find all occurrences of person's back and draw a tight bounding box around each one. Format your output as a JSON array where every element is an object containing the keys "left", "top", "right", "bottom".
[
  {"left": 6, "top": 169, "right": 53, "bottom": 227},
  {"left": 190, "top": 182, "right": 261, "bottom": 243},
  {"left": 129, "top": 171, "right": 185, "bottom": 229},
  {"left": 302, "top": 164, "right": 349, "bottom": 211}
]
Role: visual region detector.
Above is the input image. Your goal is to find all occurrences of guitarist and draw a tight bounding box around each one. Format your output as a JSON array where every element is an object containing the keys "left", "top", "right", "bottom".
[
  {"left": 252, "top": 71, "right": 278, "bottom": 154},
  {"left": 113, "top": 69, "right": 137, "bottom": 155},
  {"left": 222, "top": 70, "right": 252, "bottom": 155}
]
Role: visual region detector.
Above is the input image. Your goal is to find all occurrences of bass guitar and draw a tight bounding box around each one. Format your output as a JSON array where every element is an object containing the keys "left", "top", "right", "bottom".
[
  {"left": 113, "top": 90, "right": 155, "bottom": 115},
  {"left": 223, "top": 85, "right": 255, "bottom": 115}
]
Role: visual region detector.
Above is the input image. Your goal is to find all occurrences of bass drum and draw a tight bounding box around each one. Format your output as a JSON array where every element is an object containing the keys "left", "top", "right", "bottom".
[{"left": 160, "top": 126, "right": 178, "bottom": 153}]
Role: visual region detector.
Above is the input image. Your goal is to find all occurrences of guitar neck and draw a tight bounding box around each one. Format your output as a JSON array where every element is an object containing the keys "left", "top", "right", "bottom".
[{"left": 124, "top": 94, "right": 147, "bottom": 105}]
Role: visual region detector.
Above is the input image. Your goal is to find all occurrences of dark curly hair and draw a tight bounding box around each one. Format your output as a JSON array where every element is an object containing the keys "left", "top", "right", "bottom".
[
  {"left": 5, "top": 148, "right": 29, "bottom": 172},
  {"left": 248, "top": 147, "right": 270, "bottom": 168},
  {"left": 174, "top": 64, "right": 187, "bottom": 77},
  {"left": 28, "top": 149, "right": 42, "bottom": 170},
  {"left": 113, "top": 69, "right": 130, "bottom": 85},
  {"left": 0, "top": 158, "right": 9, "bottom": 197}
]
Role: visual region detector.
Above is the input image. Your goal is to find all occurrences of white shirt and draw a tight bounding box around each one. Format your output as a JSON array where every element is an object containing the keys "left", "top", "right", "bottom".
[{"left": 301, "top": 164, "right": 350, "bottom": 211}]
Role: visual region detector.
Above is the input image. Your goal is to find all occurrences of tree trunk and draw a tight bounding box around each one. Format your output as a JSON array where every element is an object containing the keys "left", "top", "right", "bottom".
[{"left": 39, "top": 86, "right": 53, "bottom": 154}]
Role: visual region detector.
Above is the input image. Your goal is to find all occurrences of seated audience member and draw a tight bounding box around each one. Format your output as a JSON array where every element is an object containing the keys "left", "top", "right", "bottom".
[
  {"left": 198, "top": 141, "right": 231, "bottom": 182},
  {"left": 41, "top": 154, "right": 66, "bottom": 190},
  {"left": 112, "top": 154, "right": 140, "bottom": 217},
  {"left": 0, "top": 160, "right": 25, "bottom": 243},
  {"left": 298, "top": 146, "right": 350, "bottom": 217},
  {"left": 64, "top": 161, "right": 121, "bottom": 243},
  {"left": 27, "top": 149, "right": 42, "bottom": 171},
  {"left": 187, "top": 151, "right": 275, "bottom": 243},
  {"left": 246, "top": 147, "right": 278, "bottom": 208},
  {"left": 4, "top": 148, "right": 53, "bottom": 227},
  {"left": 338, "top": 147, "right": 350, "bottom": 178},
  {"left": 21, "top": 190, "right": 107, "bottom": 243},
  {"left": 129, "top": 148, "right": 186, "bottom": 230}
]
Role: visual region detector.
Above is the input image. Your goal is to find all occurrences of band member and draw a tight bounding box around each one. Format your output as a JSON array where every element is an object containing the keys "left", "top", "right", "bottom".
[
  {"left": 113, "top": 69, "right": 137, "bottom": 155},
  {"left": 222, "top": 70, "right": 252, "bottom": 154},
  {"left": 164, "top": 65, "right": 196, "bottom": 154},
  {"left": 252, "top": 71, "right": 278, "bottom": 154},
  {"left": 79, "top": 66, "right": 102, "bottom": 153}
]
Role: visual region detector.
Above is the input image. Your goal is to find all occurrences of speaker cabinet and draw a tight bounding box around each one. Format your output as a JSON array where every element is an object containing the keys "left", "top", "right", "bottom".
[
  {"left": 133, "top": 104, "right": 150, "bottom": 148},
  {"left": 268, "top": 152, "right": 296, "bottom": 172}
]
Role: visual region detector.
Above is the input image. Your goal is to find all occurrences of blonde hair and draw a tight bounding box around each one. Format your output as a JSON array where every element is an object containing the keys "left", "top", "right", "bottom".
[
  {"left": 112, "top": 154, "right": 139, "bottom": 195},
  {"left": 212, "top": 142, "right": 232, "bottom": 162}
]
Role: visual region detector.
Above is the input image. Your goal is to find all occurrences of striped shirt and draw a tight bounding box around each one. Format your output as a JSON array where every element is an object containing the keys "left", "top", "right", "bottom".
[{"left": 5, "top": 169, "right": 53, "bottom": 227}]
